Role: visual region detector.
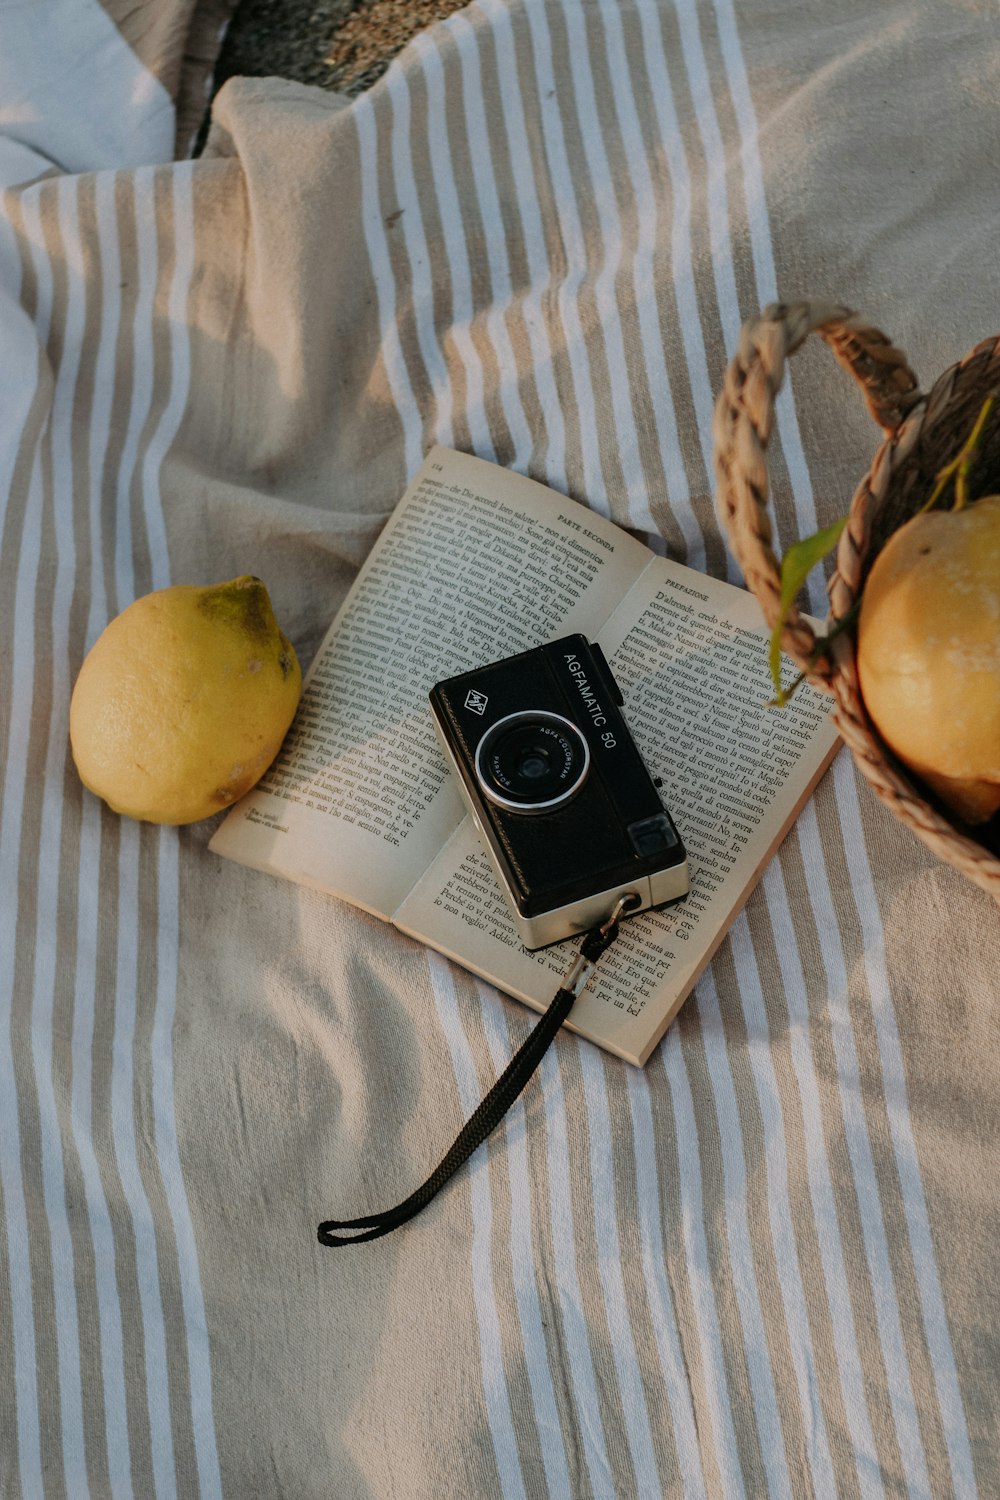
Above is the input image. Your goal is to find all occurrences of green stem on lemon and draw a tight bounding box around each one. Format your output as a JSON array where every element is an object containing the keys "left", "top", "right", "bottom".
[
  {"left": 917, "top": 392, "right": 997, "bottom": 516},
  {"left": 954, "top": 394, "right": 995, "bottom": 511}
]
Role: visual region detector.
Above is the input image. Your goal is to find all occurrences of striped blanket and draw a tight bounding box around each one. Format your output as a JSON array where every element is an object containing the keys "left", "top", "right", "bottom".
[{"left": 2, "top": 2, "right": 997, "bottom": 1496}]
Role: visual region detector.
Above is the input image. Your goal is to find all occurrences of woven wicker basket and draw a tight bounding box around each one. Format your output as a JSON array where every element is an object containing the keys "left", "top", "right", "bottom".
[{"left": 713, "top": 299, "right": 1000, "bottom": 900}]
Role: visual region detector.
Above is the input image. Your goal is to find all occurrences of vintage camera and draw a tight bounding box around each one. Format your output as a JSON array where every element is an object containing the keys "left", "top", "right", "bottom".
[{"left": 429, "top": 635, "right": 688, "bottom": 949}]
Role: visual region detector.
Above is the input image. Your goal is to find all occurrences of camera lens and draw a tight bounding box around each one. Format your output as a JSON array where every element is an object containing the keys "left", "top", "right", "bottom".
[{"left": 475, "top": 711, "right": 590, "bottom": 814}]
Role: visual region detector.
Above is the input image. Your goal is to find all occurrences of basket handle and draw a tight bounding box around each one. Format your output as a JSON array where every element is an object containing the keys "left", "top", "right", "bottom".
[{"left": 713, "top": 299, "right": 923, "bottom": 679}]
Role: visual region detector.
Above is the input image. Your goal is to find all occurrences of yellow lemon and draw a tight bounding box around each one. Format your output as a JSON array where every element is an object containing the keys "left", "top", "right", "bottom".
[
  {"left": 857, "top": 496, "right": 1000, "bottom": 824},
  {"left": 70, "top": 575, "right": 301, "bottom": 824}
]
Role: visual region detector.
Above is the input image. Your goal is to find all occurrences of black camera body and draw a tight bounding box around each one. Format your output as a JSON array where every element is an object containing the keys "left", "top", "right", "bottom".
[{"left": 429, "top": 635, "right": 688, "bottom": 949}]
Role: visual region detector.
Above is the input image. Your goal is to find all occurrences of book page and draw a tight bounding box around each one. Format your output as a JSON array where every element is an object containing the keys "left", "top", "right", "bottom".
[
  {"left": 394, "top": 559, "right": 839, "bottom": 1064},
  {"left": 210, "top": 447, "right": 652, "bottom": 918}
]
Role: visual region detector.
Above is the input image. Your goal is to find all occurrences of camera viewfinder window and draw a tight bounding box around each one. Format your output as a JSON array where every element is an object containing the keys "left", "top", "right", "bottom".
[{"left": 628, "top": 813, "right": 679, "bottom": 857}]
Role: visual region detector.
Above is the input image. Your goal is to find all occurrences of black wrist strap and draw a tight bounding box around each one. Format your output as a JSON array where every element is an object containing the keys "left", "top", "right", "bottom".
[{"left": 317, "top": 900, "right": 635, "bottom": 1248}]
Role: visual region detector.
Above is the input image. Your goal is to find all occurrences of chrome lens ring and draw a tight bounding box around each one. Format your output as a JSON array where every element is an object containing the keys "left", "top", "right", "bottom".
[{"left": 474, "top": 710, "right": 590, "bottom": 815}]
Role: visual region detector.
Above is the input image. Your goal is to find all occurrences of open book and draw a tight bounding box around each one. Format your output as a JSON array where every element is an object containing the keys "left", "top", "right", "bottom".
[{"left": 211, "top": 448, "right": 839, "bottom": 1065}]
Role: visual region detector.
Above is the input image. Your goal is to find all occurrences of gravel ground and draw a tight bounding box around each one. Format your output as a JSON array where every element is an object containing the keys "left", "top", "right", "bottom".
[{"left": 213, "top": 0, "right": 470, "bottom": 100}]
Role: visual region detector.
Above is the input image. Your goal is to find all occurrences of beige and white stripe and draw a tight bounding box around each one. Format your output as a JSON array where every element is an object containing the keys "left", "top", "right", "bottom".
[
  {"left": 0, "top": 158, "right": 221, "bottom": 1495},
  {"left": 2, "top": 0, "right": 995, "bottom": 1495}
]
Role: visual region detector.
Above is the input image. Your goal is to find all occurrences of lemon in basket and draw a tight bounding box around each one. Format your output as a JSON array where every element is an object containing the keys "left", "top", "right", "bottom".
[
  {"left": 70, "top": 575, "right": 301, "bottom": 825},
  {"left": 857, "top": 495, "right": 1000, "bottom": 825}
]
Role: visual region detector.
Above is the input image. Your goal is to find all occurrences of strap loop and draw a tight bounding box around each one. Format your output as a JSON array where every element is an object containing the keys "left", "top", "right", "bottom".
[{"left": 317, "top": 894, "right": 638, "bottom": 1248}]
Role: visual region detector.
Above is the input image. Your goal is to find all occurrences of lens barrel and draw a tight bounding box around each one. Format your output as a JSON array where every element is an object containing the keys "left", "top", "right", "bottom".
[{"left": 475, "top": 711, "right": 590, "bottom": 814}]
